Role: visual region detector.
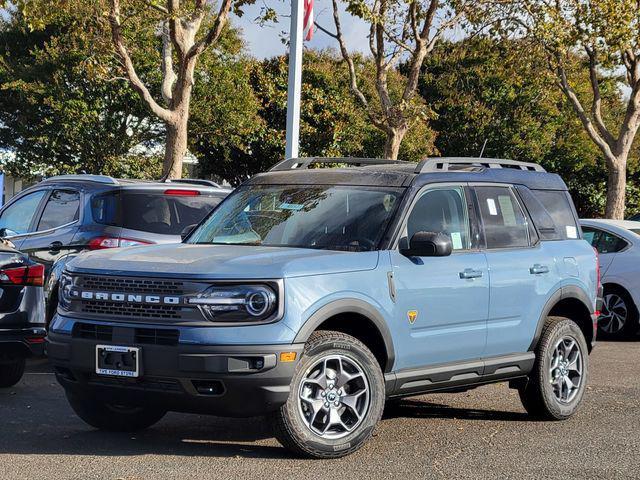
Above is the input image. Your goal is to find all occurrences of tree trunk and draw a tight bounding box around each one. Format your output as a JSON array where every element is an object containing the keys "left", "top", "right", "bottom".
[
  {"left": 383, "top": 127, "right": 408, "bottom": 160},
  {"left": 605, "top": 156, "right": 627, "bottom": 220},
  {"left": 163, "top": 113, "right": 188, "bottom": 179}
]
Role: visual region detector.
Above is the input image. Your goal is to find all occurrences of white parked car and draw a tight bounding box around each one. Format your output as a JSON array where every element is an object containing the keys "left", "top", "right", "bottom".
[{"left": 581, "top": 219, "right": 640, "bottom": 339}]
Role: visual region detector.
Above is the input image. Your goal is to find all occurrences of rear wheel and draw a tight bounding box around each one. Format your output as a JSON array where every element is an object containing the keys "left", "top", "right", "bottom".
[
  {"left": 66, "top": 391, "right": 166, "bottom": 432},
  {"left": 270, "top": 330, "right": 385, "bottom": 459},
  {"left": 598, "top": 287, "right": 638, "bottom": 340},
  {"left": 519, "top": 316, "right": 588, "bottom": 420},
  {"left": 0, "top": 358, "right": 26, "bottom": 388}
]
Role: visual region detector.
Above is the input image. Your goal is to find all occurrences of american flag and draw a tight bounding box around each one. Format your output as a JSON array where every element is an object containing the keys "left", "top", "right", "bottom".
[{"left": 303, "top": 0, "right": 314, "bottom": 41}]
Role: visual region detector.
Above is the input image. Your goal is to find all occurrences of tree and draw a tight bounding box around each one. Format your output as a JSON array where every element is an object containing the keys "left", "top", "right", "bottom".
[
  {"left": 12, "top": 0, "right": 255, "bottom": 179},
  {"left": 316, "top": 0, "right": 471, "bottom": 159},
  {"left": 482, "top": 0, "right": 640, "bottom": 219},
  {"left": 0, "top": 11, "right": 161, "bottom": 178},
  {"left": 420, "top": 37, "right": 614, "bottom": 216},
  {"left": 193, "top": 51, "right": 436, "bottom": 184}
]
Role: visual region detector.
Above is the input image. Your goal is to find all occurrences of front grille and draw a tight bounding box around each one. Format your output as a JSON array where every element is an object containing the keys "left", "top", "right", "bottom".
[
  {"left": 68, "top": 274, "right": 205, "bottom": 322},
  {"left": 77, "top": 276, "right": 186, "bottom": 295},
  {"left": 135, "top": 328, "right": 180, "bottom": 346},
  {"left": 73, "top": 323, "right": 113, "bottom": 341},
  {"left": 81, "top": 300, "right": 182, "bottom": 320}
]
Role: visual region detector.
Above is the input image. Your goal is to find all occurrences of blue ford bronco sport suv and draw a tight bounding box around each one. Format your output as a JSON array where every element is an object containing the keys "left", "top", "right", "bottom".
[{"left": 48, "top": 157, "right": 600, "bottom": 458}]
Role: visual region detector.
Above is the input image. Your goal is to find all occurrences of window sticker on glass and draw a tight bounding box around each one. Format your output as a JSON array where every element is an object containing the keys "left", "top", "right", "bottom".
[
  {"left": 498, "top": 195, "right": 517, "bottom": 226},
  {"left": 566, "top": 225, "right": 578, "bottom": 239},
  {"left": 487, "top": 198, "right": 498, "bottom": 216},
  {"left": 451, "top": 232, "right": 463, "bottom": 250},
  {"left": 279, "top": 203, "right": 304, "bottom": 211}
]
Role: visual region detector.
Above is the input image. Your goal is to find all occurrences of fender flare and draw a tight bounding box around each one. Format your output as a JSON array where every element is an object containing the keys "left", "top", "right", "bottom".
[
  {"left": 293, "top": 298, "right": 396, "bottom": 372},
  {"left": 528, "top": 285, "right": 595, "bottom": 351}
]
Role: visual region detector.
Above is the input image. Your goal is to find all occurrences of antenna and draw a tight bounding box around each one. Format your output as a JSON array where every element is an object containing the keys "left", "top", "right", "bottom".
[{"left": 479, "top": 139, "right": 488, "bottom": 159}]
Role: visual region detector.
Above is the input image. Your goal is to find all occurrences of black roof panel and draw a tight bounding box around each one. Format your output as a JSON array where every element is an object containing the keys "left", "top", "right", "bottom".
[{"left": 249, "top": 162, "right": 567, "bottom": 190}]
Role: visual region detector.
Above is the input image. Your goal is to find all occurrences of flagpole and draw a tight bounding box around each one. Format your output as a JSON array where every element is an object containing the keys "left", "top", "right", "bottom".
[{"left": 285, "top": 0, "right": 304, "bottom": 160}]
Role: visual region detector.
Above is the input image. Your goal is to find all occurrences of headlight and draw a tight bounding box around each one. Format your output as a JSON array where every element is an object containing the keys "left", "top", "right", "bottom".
[
  {"left": 187, "top": 284, "right": 278, "bottom": 323},
  {"left": 58, "top": 271, "right": 74, "bottom": 310}
]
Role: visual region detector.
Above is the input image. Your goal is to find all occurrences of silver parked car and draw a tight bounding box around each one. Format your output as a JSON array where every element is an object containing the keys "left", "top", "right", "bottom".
[{"left": 581, "top": 219, "right": 640, "bottom": 339}]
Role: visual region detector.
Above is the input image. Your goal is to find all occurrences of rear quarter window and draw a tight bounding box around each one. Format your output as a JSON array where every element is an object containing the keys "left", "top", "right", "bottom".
[
  {"left": 533, "top": 190, "right": 579, "bottom": 239},
  {"left": 522, "top": 189, "right": 579, "bottom": 240}
]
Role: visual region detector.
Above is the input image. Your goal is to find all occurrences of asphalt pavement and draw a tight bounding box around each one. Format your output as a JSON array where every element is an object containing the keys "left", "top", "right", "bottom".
[{"left": 1, "top": 340, "right": 638, "bottom": 480}]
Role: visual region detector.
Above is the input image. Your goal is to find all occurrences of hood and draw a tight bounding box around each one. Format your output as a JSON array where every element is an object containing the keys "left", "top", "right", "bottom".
[{"left": 67, "top": 243, "right": 380, "bottom": 279}]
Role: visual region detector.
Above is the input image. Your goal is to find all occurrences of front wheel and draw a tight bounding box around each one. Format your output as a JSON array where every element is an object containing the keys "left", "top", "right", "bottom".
[
  {"left": 270, "top": 330, "right": 385, "bottom": 459},
  {"left": 66, "top": 391, "right": 166, "bottom": 432},
  {"left": 519, "top": 316, "right": 589, "bottom": 420}
]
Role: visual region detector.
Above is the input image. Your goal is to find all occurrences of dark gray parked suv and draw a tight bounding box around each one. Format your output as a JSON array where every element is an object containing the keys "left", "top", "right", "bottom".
[{"left": 0, "top": 175, "right": 230, "bottom": 322}]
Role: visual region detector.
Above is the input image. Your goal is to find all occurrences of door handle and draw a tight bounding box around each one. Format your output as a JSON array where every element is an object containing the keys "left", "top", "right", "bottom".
[
  {"left": 48, "top": 241, "right": 63, "bottom": 251},
  {"left": 530, "top": 264, "right": 549, "bottom": 275},
  {"left": 459, "top": 268, "right": 483, "bottom": 279}
]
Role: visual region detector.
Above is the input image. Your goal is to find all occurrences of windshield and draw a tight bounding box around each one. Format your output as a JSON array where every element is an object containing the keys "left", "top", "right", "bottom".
[{"left": 188, "top": 185, "right": 404, "bottom": 251}]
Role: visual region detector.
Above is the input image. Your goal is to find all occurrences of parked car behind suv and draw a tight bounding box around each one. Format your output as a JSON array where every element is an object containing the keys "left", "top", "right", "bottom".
[
  {"left": 0, "top": 175, "right": 230, "bottom": 322},
  {"left": 0, "top": 244, "right": 45, "bottom": 387},
  {"left": 47, "top": 158, "right": 600, "bottom": 458},
  {"left": 581, "top": 219, "right": 640, "bottom": 339}
]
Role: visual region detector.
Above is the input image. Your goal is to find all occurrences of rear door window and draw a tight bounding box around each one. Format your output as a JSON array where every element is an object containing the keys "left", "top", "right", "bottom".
[
  {"left": 475, "top": 186, "right": 530, "bottom": 249},
  {"left": 37, "top": 190, "right": 80, "bottom": 231},
  {"left": 0, "top": 190, "right": 47, "bottom": 235},
  {"left": 91, "top": 190, "right": 224, "bottom": 235}
]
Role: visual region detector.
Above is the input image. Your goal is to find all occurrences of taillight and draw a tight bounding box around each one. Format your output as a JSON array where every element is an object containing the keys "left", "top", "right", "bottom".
[
  {"left": 88, "top": 236, "right": 153, "bottom": 250},
  {"left": 0, "top": 264, "right": 45, "bottom": 286},
  {"left": 164, "top": 189, "right": 200, "bottom": 196}
]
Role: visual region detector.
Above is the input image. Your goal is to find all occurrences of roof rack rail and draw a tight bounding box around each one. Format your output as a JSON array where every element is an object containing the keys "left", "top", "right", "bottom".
[
  {"left": 42, "top": 174, "right": 119, "bottom": 185},
  {"left": 166, "top": 178, "right": 222, "bottom": 188},
  {"left": 415, "top": 157, "right": 546, "bottom": 173},
  {"left": 269, "top": 157, "right": 410, "bottom": 171}
]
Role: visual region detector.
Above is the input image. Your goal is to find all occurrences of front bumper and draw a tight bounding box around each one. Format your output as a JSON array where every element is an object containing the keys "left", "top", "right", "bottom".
[
  {"left": 47, "top": 330, "right": 304, "bottom": 418},
  {"left": 0, "top": 326, "right": 47, "bottom": 358}
]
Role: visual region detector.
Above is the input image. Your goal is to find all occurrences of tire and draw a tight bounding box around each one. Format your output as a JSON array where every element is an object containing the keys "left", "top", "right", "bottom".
[
  {"left": 519, "top": 316, "right": 589, "bottom": 420},
  {"left": 0, "top": 358, "right": 26, "bottom": 388},
  {"left": 598, "top": 286, "right": 638, "bottom": 340},
  {"left": 66, "top": 390, "right": 166, "bottom": 432},
  {"left": 270, "top": 330, "right": 385, "bottom": 459}
]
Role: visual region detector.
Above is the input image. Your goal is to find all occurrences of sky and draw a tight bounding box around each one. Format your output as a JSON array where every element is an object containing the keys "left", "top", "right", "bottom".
[{"left": 231, "top": 1, "right": 371, "bottom": 58}]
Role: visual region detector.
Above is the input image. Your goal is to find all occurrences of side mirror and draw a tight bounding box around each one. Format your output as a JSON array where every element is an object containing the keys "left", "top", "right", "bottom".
[
  {"left": 0, "top": 227, "right": 17, "bottom": 239},
  {"left": 180, "top": 224, "right": 197, "bottom": 241},
  {"left": 400, "top": 231, "right": 453, "bottom": 257}
]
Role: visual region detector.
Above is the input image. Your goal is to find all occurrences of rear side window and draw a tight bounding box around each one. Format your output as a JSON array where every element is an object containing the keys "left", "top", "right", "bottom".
[
  {"left": 475, "top": 186, "right": 529, "bottom": 249},
  {"left": 582, "top": 226, "right": 628, "bottom": 254},
  {"left": 532, "top": 190, "right": 579, "bottom": 240},
  {"left": 37, "top": 190, "right": 80, "bottom": 231},
  {"left": 91, "top": 191, "right": 224, "bottom": 235}
]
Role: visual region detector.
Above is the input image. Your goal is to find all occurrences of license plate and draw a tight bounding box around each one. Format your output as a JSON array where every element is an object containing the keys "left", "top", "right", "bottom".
[{"left": 96, "top": 345, "right": 140, "bottom": 378}]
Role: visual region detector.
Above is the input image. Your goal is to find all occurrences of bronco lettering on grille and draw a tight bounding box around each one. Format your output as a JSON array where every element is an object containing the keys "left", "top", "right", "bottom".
[{"left": 71, "top": 289, "right": 181, "bottom": 305}]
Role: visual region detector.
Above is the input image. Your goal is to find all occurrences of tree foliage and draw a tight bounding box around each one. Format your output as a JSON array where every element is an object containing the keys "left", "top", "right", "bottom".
[
  {"left": 0, "top": 11, "right": 161, "bottom": 178},
  {"left": 193, "top": 50, "right": 436, "bottom": 185}
]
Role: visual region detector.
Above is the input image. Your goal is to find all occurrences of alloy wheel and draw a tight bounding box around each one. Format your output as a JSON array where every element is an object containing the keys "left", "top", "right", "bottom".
[
  {"left": 599, "top": 293, "right": 628, "bottom": 334},
  {"left": 297, "top": 354, "right": 370, "bottom": 440},
  {"left": 549, "top": 336, "right": 583, "bottom": 404}
]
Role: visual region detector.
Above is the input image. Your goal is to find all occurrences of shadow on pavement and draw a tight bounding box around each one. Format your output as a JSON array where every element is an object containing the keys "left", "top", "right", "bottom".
[{"left": 383, "top": 398, "right": 530, "bottom": 422}]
